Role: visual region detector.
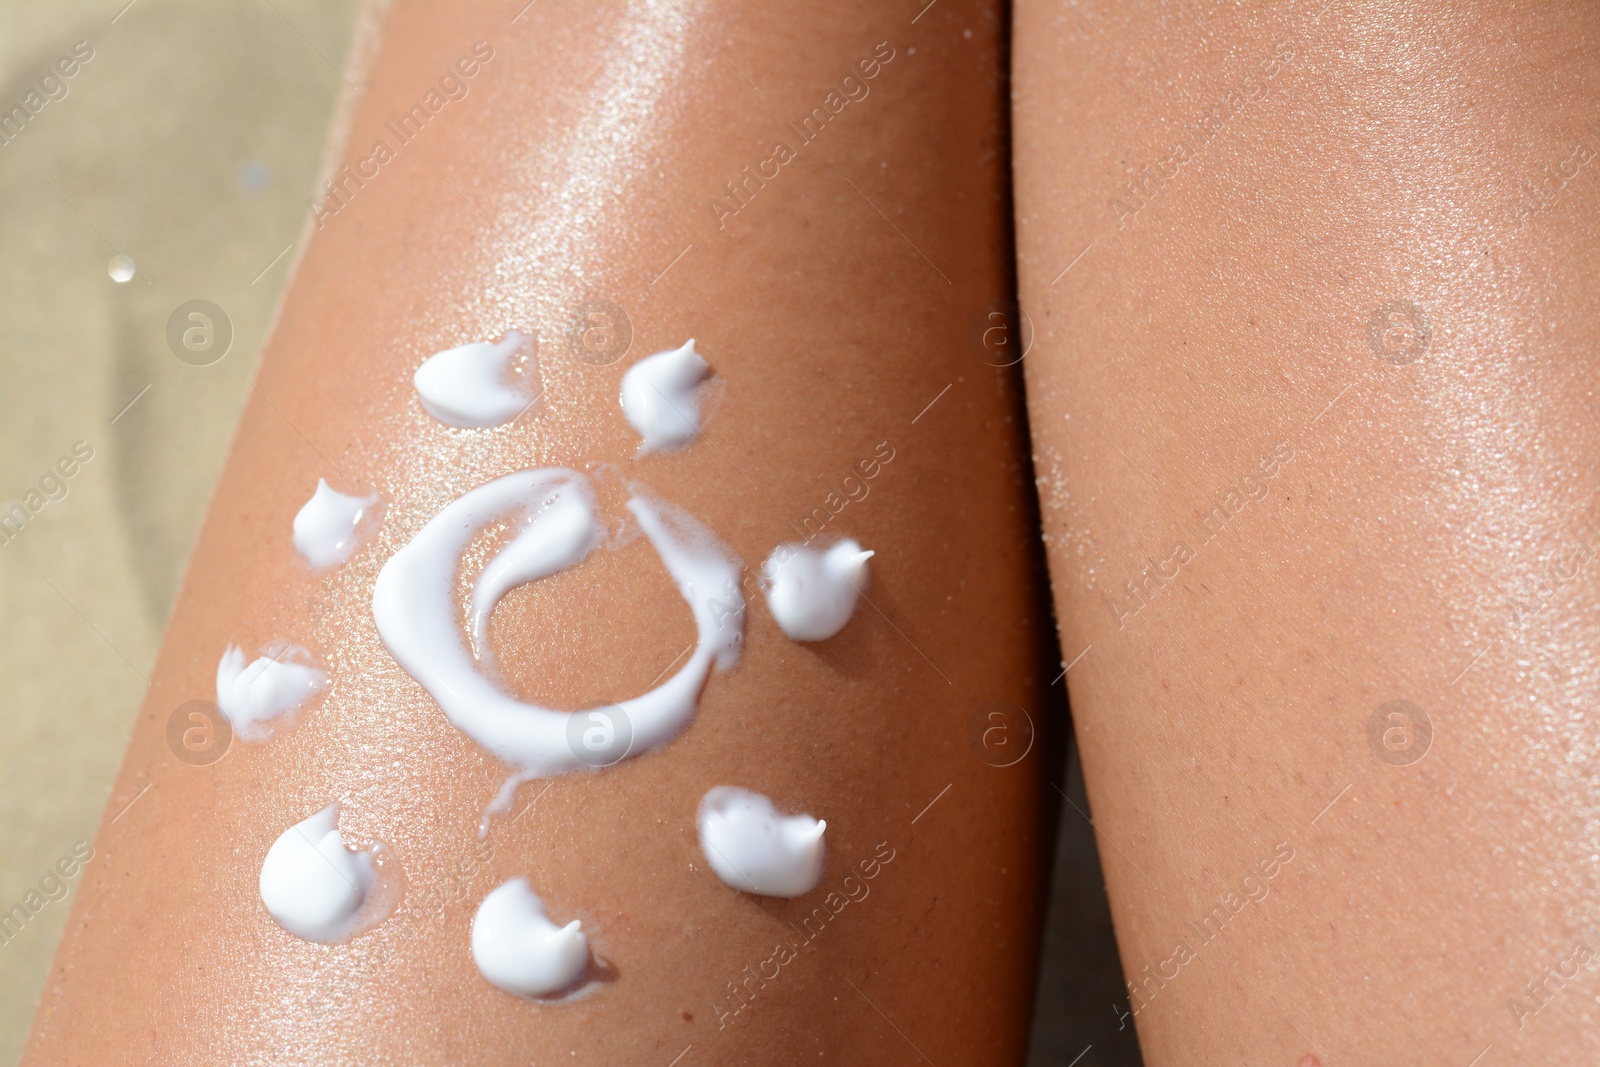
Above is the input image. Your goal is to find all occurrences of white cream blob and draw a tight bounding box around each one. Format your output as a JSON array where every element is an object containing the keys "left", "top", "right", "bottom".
[
  {"left": 471, "top": 878, "right": 590, "bottom": 997},
  {"left": 292, "top": 479, "right": 380, "bottom": 569},
  {"left": 414, "top": 329, "right": 539, "bottom": 428},
  {"left": 697, "top": 787, "right": 826, "bottom": 898},
  {"left": 259, "top": 804, "right": 384, "bottom": 942},
  {"left": 372, "top": 468, "right": 744, "bottom": 777},
  {"left": 619, "top": 339, "right": 710, "bottom": 453},
  {"left": 215, "top": 643, "right": 328, "bottom": 740},
  {"left": 762, "top": 539, "right": 873, "bottom": 641}
]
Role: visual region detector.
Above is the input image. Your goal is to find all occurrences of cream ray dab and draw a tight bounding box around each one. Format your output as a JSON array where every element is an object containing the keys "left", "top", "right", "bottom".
[
  {"left": 762, "top": 539, "right": 872, "bottom": 641},
  {"left": 293, "top": 478, "right": 381, "bottom": 569},
  {"left": 697, "top": 786, "right": 827, "bottom": 898},
  {"left": 259, "top": 803, "right": 402, "bottom": 942},
  {"left": 215, "top": 642, "right": 327, "bottom": 741},
  {"left": 619, "top": 339, "right": 711, "bottom": 453},
  {"left": 414, "top": 329, "right": 540, "bottom": 428},
  {"left": 471, "top": 878, "right": 591, "bottom": 997}
]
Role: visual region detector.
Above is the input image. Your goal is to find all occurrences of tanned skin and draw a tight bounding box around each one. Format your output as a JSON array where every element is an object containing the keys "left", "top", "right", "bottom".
[
  {"left": 1014, "top": 2, "right": 1600, "bottom": 1064},
  {"left": 26, "top": 3, "right": 1054, "bottom": 1064}
]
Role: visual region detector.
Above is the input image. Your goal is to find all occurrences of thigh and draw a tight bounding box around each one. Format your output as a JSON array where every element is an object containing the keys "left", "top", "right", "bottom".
[
  {"left": 26, "top": 3, "right": 1055, "bottom": 1064},
  {"left": 1014, "top": 3, "right": 1600, "bottom": 1064}
]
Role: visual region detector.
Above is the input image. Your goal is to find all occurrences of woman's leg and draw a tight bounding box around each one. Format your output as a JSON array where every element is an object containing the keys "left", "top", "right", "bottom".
[
  {"left": 1015, "top": 2, "right": 1600, "bottom": 1063},
  {"left": 26, "top": 3, "right": 1052, "bottom": 1063}
]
